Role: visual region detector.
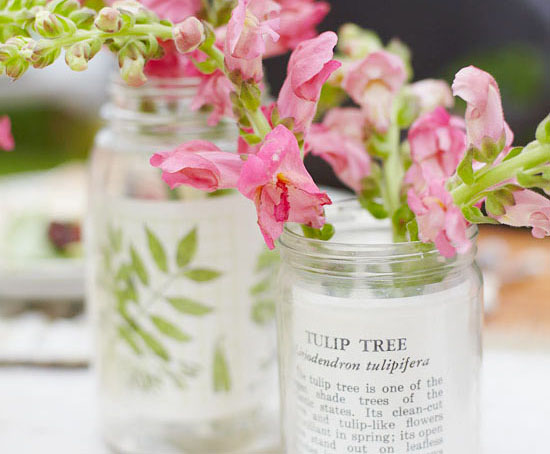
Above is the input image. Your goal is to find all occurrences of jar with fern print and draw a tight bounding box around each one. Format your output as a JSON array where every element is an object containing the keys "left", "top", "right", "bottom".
[{"left": 87, "top": 77, "right": 280, "bottom": 454}]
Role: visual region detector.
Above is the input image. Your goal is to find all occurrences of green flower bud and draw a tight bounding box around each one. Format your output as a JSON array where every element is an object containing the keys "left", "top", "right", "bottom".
[
  {"left": 536, "top": 114, "right": 550, "bottom": 145},
  {"left": 34, "top": 10, "right": 65, "bottom": 38},
  {"left": 338, "top": 23, "right": 382, "bottom": 59},
  {"left": 112, "top": 0, "right": 158, "bottom": 24},
  {"left": 95, "top": 7, "right": 122, "bottom": 33},
  {"left": 69, "top": 8, "right": 97, "bottom": 29},
  {"left": 65, "top": 39, "right": 100, "bottom": 71},
  {"left": 27, "top": 39, "right": 62, "bottom": 68},
  {"left": 0, "top": 37, "right": 31, "bottom": 79},
  {"left": 48, "top": 0, "right": 80, "bottom": 15},
  {"left": 119, "top": 54, "right": 146, "bottom": 87}
]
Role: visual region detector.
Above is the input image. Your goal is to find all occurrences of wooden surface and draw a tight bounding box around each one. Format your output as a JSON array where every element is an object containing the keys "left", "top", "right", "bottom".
[{"left": 479, "top": 226, "right": 550, "bottom": 347}]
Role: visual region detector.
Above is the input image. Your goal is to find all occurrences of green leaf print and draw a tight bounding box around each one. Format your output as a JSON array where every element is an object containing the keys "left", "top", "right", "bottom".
[
  {"left": 137, "top": 329, "right": 170, "bottom": 361},
  {"left": 151, "top": 315, "right": 192, "bottom": 342},
  {"left": 255, "top": 248, "right": 280, "bottom": 272},
  {"left": 213, "top": 344, "right": 231, "bottom": 393},
  {"left": 146, "top": 227, "right": 169, "bottom": 273},
  {"left": 184, "top": 268, "right": 222, "bottom": 282},
  {"left": 251, "top": 299, "right": 276, "bottom": 325},
  {"left": 130, "top": 245, "right": 149, "bottom": 285},
  {"left": 176, "top": 227, "right": 198, "bottom": 268},
  {"left": 118, "top": 325, "right": 142, "bottom": 355},
  {"left": 167, "top": 297, "right": 213, "bottom": 316},
  {"left": 108, "top": 225, "right": 123, "bottom": 253}
]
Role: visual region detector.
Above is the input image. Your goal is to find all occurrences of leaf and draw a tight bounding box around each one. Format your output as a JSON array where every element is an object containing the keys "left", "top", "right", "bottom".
[
  {"left": 360, "top": 199, "right": 388, "bottom": 219},
  {"left": 213, "top": 344, "right": 231, "bottom": 392},
  {"left": 115, "top": 263, "right": 133, "bottom": 282},
  {"left": 301, "top": 224, "right": 335, "bottom": 241},
  {"left": 137, "top": 329, "right": 170, "bottom": 361},
  {"left": 176, "top": 228, "right": 198, "bottom": 268},
  {"left": 461, "top": 206, "right": 499, "bottom": 224},
  {"left": 130, "top": 246, "right": 149, "bottom": 285},
  {"left": 250, "top": 277, "right": 270, "bottom": 296},
  {"left": 251, "top": 299, "right": 276, "bottom": 325},
  {"left": 184, "top": 268, "right": 222, "bottom": 282},
  {"left": 406, "top": 219, "right": 419, "bottom": 241},
  {"left": 146, "top": 227, "right": 168, "bottom": 273},
  {"left": 255, "top": 248, "right": 280, "bottom": 272},
  {"left": 457, "top": 149, "right": 474, "bottom": 185},
  {"left": 167, "top": 297, "right": 213, "bottom": 316},
  {"left": 118, "top": 325, "right": 142, "bottom": 355},
  {"left": 502, "top": 146, "right": 523, "bottom": 162},
  {"left": 485, "top": 193, "right": 505, "bottom": 216},
  {"left": 151, "top": 315, "right": 192, "bottom": 342},
  {"left": 206, "top": 189, "right": 236, "bottom": 198}
]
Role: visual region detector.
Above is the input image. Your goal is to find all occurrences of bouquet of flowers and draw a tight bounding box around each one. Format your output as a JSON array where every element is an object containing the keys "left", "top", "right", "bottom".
[{"left": 1, "top": 0, "right": 549, "bottom": 257}]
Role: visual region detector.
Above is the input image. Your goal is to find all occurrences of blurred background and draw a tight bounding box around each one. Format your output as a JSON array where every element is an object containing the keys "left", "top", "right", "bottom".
[{"left": 0, "top": 0, "right": 549, "bottom": 453}]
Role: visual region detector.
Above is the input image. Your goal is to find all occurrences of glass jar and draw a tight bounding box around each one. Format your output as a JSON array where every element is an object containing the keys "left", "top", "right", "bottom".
[
  {"left": 87, "top": 77, "right": 279, "bottom": 454},
  {"left": 277, "top": 200, "right": 482, "bottom": 454}
]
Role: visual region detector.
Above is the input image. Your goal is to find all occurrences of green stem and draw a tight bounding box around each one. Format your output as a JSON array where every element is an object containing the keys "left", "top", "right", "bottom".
[{"left": 452, "top": 141, "right": 550, "bottom": 206}]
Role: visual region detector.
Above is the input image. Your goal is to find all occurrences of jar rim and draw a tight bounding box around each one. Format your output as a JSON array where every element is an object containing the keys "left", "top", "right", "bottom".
[{"left": 279, "top": 198, "right": 477, "bottom": 276}]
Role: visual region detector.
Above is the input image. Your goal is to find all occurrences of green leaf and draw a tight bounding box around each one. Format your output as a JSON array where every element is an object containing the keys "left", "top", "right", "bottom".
[
  {"left": 485, "top": 193, "right": 506, "bottom": 216},
  {"left": 115, "top": 263, "right": 133, "bottom": 282},
  {"left": 213, "top": 344, "right": 231, "bottom": 392},
  {"left": 137, "top": 329, "right": 170, "bottom": 361},
  {"left": 457, "top": 149, "right": 474, "bottom": 185},
  {"left": 239, "top": 131, "right": 262, "bottom": 145},
  {"left": 360, "top": 198, "right": 388, "bottom": 219},
  {"left": 176, "top": 227, "right": 198, "bottom": 268},
  {"left": 193, "top": 58, "right": 218, "bottom": 74},
  {"left": 118, "top": 325, "right": 142, "bottom": 355},
  {"left": 206, "top": 189, "right": 236, "bottom": 198},
  {"left": 250, "top": 277, "right": 270, "bottom": 296},
  {"left": 251, "top": 299, "right": 276, "bottom": 325},
  {"left": 150, "top": 315, "right": 192, "bottom": 342},
  {"left": 461, "top": 206, "right": 499, "bottom": 224},
  {"left": 184, "top": 268, "right": 222, "bottom": 282},
  {"left": 130, "top": 246, "right": 149, "bottom": 285},
  {"left": 502, "top": 146, "right": 523, "bottom": 162},
  {"left": 240, "top": 82, "right": 261, "bottom": 111},
  {"left": 536, "top": 114, "right": 550, "bottom": 144},
  {"left": 406, "top": 219, "right": 419, "bottom": 241},
  {"left": 473, "top": 137, "right": 501, "bottom": 163},
  {"left": 167, "top": 297, "right": 213, "bottom": 316},
  {"left": 301, "top": 224, "right": 335, "bottom": 241},
  {"left": 146, "top": 227, "right": 168, "bottom": 273}
]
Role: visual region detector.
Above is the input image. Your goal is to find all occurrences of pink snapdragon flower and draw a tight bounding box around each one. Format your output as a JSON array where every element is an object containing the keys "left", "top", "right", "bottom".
[
  {"left": 137, "top": 0, "right": 201, "bottom": 23},
  {"left": 452, "top": 65, "right": 513, "bottom": 149},
  {"left": 238, "top": 125, "right": 331, "bottom": 248},
  {"left": 278, "top": 31, "right": 341, "bottom": 133},
  {"left": 0, "top": 116, "right": 14, "bottom": 151},
  {"left": 409, "top": 79, "right": 454, "bottom": 114},
  {"left": 322, "top": 107, "right": 367, "bottom": 143},
  {"left": 343, "top": 50, "right": 407, "bottom": 133},
  {"left": 191, "top": 70, "right": 235, "bottom": 126},
  {"left": 265, "top": 0, "right": 329, "bottom": 57},
  {"left": 307, "top": 109, "right": 370, "bottom": 193},
  {"left": 224, "top": 0, "right": 280, "bottom": 82},
  {"left": 150, "top": 140, "right": 243, "bottom": 191},
  {"left": 405, "top": 107, "right": 467, "bottom": 188},
  {"left": 407, "top": 183, "right": 471, "bottom": 258},
  {"left": 494, "top": 189, "right": 550, "bottom": 239}
]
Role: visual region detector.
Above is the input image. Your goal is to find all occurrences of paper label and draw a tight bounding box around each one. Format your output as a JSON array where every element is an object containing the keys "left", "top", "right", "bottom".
[
  {"left": 90, "top": 194, "right": 278, "bottom": 421},
  {"left": 283, "top": 283, "right": 480, "bottom": 454}
]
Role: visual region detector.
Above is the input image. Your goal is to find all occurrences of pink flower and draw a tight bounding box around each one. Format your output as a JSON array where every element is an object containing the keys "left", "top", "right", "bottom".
[
  {"left": 224, "top": 0, "right": 280, "bottom": 82},
  {"left": 277, "top": 31, "right": 341, "bottom": 133},
  {"left": 264, "top": 0, "right": 329, "bottom": 57},
  {"left": 322, "top": 107, "right": 367, "bottom": 143},
  {"left": 452, "top": 65, "right": 513, "bottom": 149},
  {"left": 343, "top": 50, "right": 407, "bottom": 133},
  {"left": 137, "top": 0, "right": 201, "bottom": 23},
  {"left": 307, "top": 124, "right": 370, "bottom": 193},
  {"left": 405, "top": 107, "right": 467, "bottom": 187},
  {"left": 0, "top": 116, "right": 14, "bottom": 151},
  {"left": 191, "top": 70, "right": 235, "bottom": 126},
  {"left": 407, "top": 182, "right": 471, "bottom": 258},
  {"left": 150, "top": 140, "right": 243, "bottom": 191},
  {"left": 237, "top": 125, "right": 331, "bottom": 248},
  {"left": 173, "top": 16, "right": 205, "bottom": 54},
  {"left": 144, "top": 41, "right": 203, "bottom": 78},
  {"left": 494, "top": 189, "right": 550, "bottom": 239},
  {"left": 409, "top": 79, "right": 454, "bottom": 114}
]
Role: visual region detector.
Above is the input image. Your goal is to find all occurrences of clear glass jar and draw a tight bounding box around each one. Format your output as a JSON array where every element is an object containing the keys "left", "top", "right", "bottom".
[
  {"left": 87, "top": 77, "right": 279, "bottom": 454},
  {"left": 277, "top": 200, "right": 482, "bottom": 454}
]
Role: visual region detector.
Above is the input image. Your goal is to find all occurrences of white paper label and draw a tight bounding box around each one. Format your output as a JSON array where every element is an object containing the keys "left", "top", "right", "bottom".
[
  {"left": 90, "top": 194, "right": 278, "bottom": 422},
  {"left": 283, "top": 283, "right": 480, "bottom": 454}
]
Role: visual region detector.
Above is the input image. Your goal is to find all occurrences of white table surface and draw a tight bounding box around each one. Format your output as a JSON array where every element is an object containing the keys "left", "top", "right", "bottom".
[{"left": 1, "top": 349, "right": 549, "bottom": 454}]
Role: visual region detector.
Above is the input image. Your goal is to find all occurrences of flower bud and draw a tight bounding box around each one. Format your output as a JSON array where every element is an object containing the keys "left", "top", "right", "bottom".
[
  {"left": 119, "top": 54, "right": 146, "bottom": 87},
  {"left": 69, "top": 8, "right": 96, "bottom": 29},
  {"left": 28, "top": 39, "right": 62, "bottom": 68},
  {"left": 34, "top": 10, "right": 65, "bottom": 38},
  {"left": 0, "top": 38, "right": 31, "bottom": 79},
  {"left": 65, "top": 41, "right": 95, "bottom": 71},
  {"left": 536, "top": 114, "right": 550, "bottom": 145},
  {"left": 173, "top": 17, "right": 205, "bottom": 54},
  {"left": 95, "top": 7, "right": 122, "bottom": 33}
]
